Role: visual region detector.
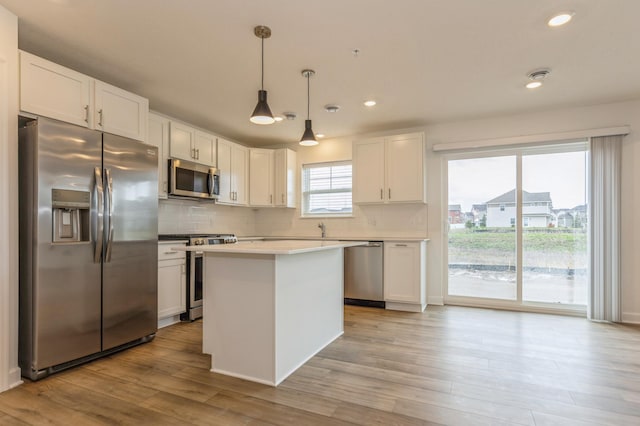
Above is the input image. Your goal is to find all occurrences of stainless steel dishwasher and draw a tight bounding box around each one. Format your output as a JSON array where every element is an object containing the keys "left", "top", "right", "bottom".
[{"left": 344, "top": 241, "right": 384, "bottom": 308}]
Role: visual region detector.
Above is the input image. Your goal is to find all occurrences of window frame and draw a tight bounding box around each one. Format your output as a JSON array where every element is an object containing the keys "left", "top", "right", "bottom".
[{"left": 300, "top": 160, "right": 353, "bottom": 218}]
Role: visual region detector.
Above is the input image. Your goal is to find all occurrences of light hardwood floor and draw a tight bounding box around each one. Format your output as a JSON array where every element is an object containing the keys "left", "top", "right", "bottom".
[{"left": 1, "top": 305, "right": 640, "bottom": 425}]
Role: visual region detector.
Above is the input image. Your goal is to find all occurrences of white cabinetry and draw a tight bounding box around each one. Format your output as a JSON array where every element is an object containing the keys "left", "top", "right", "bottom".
[
  {"left": 249, "top": 148, "right": 275, "bottom": 206},
  {"left": 20, "top": 50, "right": 91, "bottom": 128},
  {"left": 217, "top": 138, "right": 248, "bottom": 205},
  {"left": 94, "top": 81, "right": 148, "bottom": 141},
  {"left": 148, "top": 112, "right": 169, "bottom": 199},
  {"left": 249, "top": 148, "right": 297, "bottom": 208},
  {"left": 353, "top": 132, "right": 425, "bottom": 204},
  {"left": 19, "top": 51, "right": 148, "bottom": 141},
  {"left": 158, "top": 241, "right": 187, "bottom": 328},
  {"left": 384, "top": 241, "right": 426, "bottom": 312},
  {"left": 274, "top": 148, "right": 297, "bottom": 208},
  {"left": 169, "top": 121, "right": 216, "bottom": 167}
]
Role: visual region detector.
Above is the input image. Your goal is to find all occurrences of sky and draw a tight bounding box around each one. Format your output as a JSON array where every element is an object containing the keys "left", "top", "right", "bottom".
[{"left": 448, "top": 151, "right": 587, "bottom": 212}]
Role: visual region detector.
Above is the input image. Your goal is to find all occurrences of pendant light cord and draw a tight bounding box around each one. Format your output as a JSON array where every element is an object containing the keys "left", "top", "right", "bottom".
[
  {"left": 261, "top": 36, "right": 265, "bottom": 90},
  {"left": 307, "top": 73, "right": 310, "bottom": 119}
]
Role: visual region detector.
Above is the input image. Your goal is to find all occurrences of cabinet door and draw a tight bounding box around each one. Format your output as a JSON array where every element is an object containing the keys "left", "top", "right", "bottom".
[
  {"left": 20, "top": 50, "right": 91, "bottom": 128},
  {"left": 195, "top": 130, "right": 217, "bottom": 167},
  {"left": 232, "top": 145, "right": 249, "bottom": 205},
  {"left": 216, "top": 138, "right": 233, "bottom": 204},
  {"left": 249, "top": 148, "right": 274, "bottom": 206},
  {"left": 148, "top": 113, "right": 169, "bottom": 199},
  {"left": 384, "top": 242, "right": 421, "bottom": 303},
  {"left": 385, "top": 133, "right": 425, "bottom": 203},
  {"left": 274, "top": 148, "right": 297, "bottom": 208},
  {"left": 94, "top": 80, "right": 148, "bottom": 141},
  {"left": 353, "top": 138, "right": 386, "bottom": 203},
  {"left": 158, "top": 259, "right": 186, "bottom": 318},
  {"left": 169, "top": 121, "right": 196, "bottom": 161}
]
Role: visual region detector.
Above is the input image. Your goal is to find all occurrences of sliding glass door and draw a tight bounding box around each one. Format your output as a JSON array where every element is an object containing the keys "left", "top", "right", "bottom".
[{"left": 446, "top": 144, "right": 588, "bottom": 310}]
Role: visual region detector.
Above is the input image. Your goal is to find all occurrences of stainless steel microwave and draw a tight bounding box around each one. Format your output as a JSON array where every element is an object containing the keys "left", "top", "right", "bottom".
[{"left": 168, "top": 158, "right": 219, "bottom": 200}]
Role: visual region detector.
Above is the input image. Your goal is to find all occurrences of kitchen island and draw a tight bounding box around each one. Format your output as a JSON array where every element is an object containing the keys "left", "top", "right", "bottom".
[{"left": 178, "top": 240, "right": 366, "bottom": 386}]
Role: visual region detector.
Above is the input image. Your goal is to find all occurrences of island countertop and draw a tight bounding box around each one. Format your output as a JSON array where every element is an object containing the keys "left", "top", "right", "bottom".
[{"left": 174, "top": 239, "right": 367, "bottom": 255}]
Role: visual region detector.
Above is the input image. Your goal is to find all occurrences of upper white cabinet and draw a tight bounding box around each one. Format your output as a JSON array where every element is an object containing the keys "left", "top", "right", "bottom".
[
  {"left": 94, "top": 80, "right": 148, "bottom": 141},
  {"left": 274, "top": 148, "right": 297, "bottom": 208},
  {"left": 217, "top": 138, "right": 248, "bottom": 205},
  {"left": 249, "top": 148, "right": 275, "bottom": 207},
  {"left": 20, "top": 50, "right": 91, "bottom": 128},
  {"left": 148, "top": 112, "right": 170, "bottom": 199},
  {"left": 249, "top": 148, "right": 297, "bottom": 208},
  {"left": 384, "top": 240, "right": 427, "bottom": 312},
  {"left": 169, "top": 121, "right": 216, "bottom": 167},
  {"left": 19, "top": 51, "right": 148, "bottom": 142},
  {"left": 353, "top": 132, "right": 426, "bottom": 204}
]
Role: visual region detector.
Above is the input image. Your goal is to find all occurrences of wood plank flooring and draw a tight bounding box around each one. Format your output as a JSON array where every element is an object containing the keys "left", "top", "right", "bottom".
[{"left": 1, "top": 305, "right": 640, "bottom": 425}]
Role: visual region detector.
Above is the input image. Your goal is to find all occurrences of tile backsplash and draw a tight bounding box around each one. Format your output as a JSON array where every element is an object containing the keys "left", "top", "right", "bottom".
[{"left": 158, "top": 199, "right": 256, "bottom": 235}]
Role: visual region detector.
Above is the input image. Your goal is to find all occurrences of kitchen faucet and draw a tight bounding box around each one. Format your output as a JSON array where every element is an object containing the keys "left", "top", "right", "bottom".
[{"left": 318, "top": 222, "right": 326, "bottom": 238}]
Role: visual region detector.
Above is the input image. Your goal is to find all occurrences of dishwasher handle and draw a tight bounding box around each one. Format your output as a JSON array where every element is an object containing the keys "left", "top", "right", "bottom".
[{"left": 365, "top": 242, "right": 383, "bottom": 247}]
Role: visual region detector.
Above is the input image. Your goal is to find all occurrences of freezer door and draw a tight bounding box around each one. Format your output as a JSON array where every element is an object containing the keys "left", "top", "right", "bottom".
[
  {"left": 19, "top": 118, "right": 102, "bottom": 374},
  {"left": 102, "top": 133, "right": 158, "bottom": 350}
]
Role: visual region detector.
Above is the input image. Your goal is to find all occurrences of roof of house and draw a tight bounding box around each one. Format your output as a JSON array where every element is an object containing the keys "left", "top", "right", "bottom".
[
  {"left": 472, "top": 204, "right": 487, "bottom": 212},
  {"left": 486, "top": 189, "right": 552, "bottom": 205},
  {"left": 448, "top": 204, "right": 462, "bottom": 212}
]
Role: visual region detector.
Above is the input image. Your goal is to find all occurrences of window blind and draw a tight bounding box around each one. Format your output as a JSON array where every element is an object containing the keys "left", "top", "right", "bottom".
[{"left": 302, "top": 161, "right": 352, "bottom": 216}]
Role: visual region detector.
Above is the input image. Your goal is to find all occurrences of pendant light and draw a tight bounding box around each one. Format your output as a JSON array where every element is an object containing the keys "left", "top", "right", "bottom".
[
  {"left": 299, "top": 69, "right": 318, "bottom": 146},
  {"left": 250, "top": 26, "right": 275, "bottom": 125}
]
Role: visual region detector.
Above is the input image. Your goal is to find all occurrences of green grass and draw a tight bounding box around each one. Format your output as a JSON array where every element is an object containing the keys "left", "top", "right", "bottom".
[{"left": 449, "top": 228, "right": 587, "bottom": 253}]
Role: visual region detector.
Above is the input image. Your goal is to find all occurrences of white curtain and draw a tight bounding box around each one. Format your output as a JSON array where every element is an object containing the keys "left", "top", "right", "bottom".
[{"left": 589, "top": 135, "right": 623, "bottom": 321}]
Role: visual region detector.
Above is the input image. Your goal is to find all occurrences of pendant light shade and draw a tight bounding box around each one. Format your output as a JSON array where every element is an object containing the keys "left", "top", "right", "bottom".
[
  {"left": 250, "top": 90, "right": 274, "bottom": 124},
  {"left": 250, "top": 26, "right": 275, "bottom": 125},
  {"left": 299, "top": 69, "right": 319, "bottom": 146}
]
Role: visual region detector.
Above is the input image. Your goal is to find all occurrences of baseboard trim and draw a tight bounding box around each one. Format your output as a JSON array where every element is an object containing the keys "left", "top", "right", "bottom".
[
  {"left": 622, "top": 312, "right": 640, "bottom": 324},
  {"left": 428, "top": 296, "right": 444, "bottom": 306},
  {"left": 8, "top": 367, "right": 21, "bottom": 389}
]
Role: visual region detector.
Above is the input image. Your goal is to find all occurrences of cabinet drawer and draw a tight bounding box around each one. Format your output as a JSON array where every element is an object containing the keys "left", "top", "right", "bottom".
[{"left": 158, "top": 242, "right": 186, "bottom": 261}]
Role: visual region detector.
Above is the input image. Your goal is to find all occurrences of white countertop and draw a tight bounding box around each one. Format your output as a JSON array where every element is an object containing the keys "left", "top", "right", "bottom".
[
  {"left": 173, "top": 239, "right": 367, "bottom": 255},
  {"left": 237, "top": 236, "right": 430, "bottom": 243}
]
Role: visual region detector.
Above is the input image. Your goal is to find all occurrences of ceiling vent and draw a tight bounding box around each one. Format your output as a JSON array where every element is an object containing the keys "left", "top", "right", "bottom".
[{"left": 527, "top": 69, "right": 551, "bottom": 81}]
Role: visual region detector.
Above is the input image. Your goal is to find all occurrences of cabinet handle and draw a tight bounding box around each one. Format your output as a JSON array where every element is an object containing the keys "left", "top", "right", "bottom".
[
  {"left": 191, "top": 148, "right": 196, "bottom": 159},
  {"left": 84, "top": 105, "right": 89, "bottom": 123},
  {"left": 196, "top": 149, "right": 200, "bottom": 160},
  {"left": 395, "top": 244, "right": 407, "bottom": 247},
  {"left": 163, "top": 181, "right": 167, "bottom": 192},
  {"left": 163, "top": 251, "right": 176, "bottom": 255},
  {"left": 380, "top": 189, "right": 383, "bottom": 200},
  {"left": 270, "top": 194, "right": 273, "bottom": 204},
  {"left": 98, "top": 109, "right": 103, "bottom": 127},
  {"left": 389, "top": 188, "right": 391, "bottom": 199},
  {"left": 282, "top": 194, "right": 285, "bottom": 203}
]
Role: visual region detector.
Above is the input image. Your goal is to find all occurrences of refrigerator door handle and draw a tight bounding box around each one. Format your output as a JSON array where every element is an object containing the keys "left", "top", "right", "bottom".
[
  {"left": 104, "top": 168, "right": 114, "bottom": 262},
  {"left": 93, "top": 167, "right": 104, "bottom": 263}
]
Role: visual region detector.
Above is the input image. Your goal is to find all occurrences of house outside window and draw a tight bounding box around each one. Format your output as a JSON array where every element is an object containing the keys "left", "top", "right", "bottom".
[
  {"left": 302, "top": 161, "right": 352, "bottom": 217},
  {"left": 523, "top": 217, "right": 530, "bottom": 227}
]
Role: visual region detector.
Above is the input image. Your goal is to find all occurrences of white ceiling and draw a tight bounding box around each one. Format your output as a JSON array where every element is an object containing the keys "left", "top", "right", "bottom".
[{"left": 2, "top": 0, "right": 640, "bottom": 146}]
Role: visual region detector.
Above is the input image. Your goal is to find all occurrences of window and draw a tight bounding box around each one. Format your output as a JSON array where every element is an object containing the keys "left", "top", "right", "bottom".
[
  {"left": 500, "top": 204, "right": 505, "bottom": 211},
  {"left": 523, "top": 217, "right": 530, "bottom": 227},
  {"left": 302, "top": 161, "right": 352, "bottom": 216}
]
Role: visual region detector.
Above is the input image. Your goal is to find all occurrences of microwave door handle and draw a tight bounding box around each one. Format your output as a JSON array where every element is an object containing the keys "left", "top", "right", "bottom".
[
  {"left": 93, "top": 167, "right": 104, "bottom": 263},
  {"left": 208, "top": 172, "right": 214, "bottom": 197},
  {"left": 104, "top": 168, "right": 114, "bottom": 262}
]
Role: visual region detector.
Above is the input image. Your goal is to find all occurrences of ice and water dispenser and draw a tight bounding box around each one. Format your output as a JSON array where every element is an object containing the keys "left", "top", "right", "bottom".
[{"left": 52, "top": 189, "right": 90, "bottom": 243}]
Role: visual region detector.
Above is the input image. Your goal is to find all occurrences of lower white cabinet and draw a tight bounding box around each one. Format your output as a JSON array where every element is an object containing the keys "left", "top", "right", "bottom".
[
  {"left": 384, "top": 240, "right": 427, "bottom": 312},
  {"left": 158, "top": 241, "right": 187, "bottom": 327}
]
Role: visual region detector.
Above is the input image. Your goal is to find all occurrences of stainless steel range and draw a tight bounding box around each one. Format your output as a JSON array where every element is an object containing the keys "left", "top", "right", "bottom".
[{"left": 159, "top": 234, "right": 237, "bottom": 321}]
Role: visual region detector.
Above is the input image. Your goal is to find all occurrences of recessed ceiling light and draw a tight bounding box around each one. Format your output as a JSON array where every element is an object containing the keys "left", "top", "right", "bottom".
[
  {"left": 364, "top": 100, "right": 377, "bottom": 107},
  {"left": 548, "top": 12, "right": 575, "bottom": 27},
  {"left": 525, "top": 68, "right": 550, "bottom": 89},
  {"left": 283, "top": 112, "right": 297, "bottom": 120},
  {"left": 274, "top": 116, "right": 284, "bottom": 122},
  {"left": 316, "top": 134, "right": 325, "bottom": 138},
  {"left": 324, "top": 104, "right": 340, "bottom": 113}
]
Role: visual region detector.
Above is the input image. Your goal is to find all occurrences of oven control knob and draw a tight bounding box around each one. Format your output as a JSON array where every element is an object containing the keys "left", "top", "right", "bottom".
[{"left": 194, "top": 239, "right": 203, "bottom": 245}]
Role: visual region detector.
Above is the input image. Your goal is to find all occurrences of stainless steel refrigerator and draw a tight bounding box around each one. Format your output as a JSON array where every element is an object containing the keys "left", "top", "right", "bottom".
[{"left": 18, "top": 116, "right": 159, "bottom": 380}]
